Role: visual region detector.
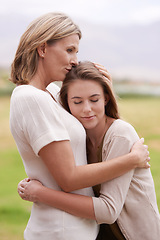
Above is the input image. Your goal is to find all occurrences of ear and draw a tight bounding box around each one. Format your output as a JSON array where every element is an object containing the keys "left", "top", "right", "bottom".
[
  {"left": 105, "top": 94, "right": 110, "bottom": 105},
  {"left": 37, "top": 43, "right": 46, "bottom": 58}
]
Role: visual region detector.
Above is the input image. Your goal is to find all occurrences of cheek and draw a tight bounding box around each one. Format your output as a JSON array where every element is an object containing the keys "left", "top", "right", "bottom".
[
  {"left": 96, "top": 102, "right": 106, "bottom": 114},
  {"left": 68, "top": 102, "right": 77, "bottom": 115},
  {"left": 69, "top": 105, "right": 81, "bottom": 120}
]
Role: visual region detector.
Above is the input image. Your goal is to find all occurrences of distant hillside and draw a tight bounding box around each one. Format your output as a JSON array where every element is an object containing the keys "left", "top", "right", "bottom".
[
  {"left": 0, "top": 13, "right": 160, "bottom": 82},
  {"left": 77, "top": 20, "right": 160, "bottom": 82}
]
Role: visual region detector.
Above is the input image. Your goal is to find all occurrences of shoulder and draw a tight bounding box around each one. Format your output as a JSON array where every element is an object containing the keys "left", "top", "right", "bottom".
[
  {"left": 102, "top": 119, "right": 139, "bottom": 158},
  {"left": 104, "top": 119, "right": 139, "bottom": 144},
  {"left": 11, "top": 85, "right": 45, "bottom": 100},
  {"left": 47, "top": 82, "right": 60, "bottom": 92},
  {"left": 10, "top": 85, "right": 58, "bottom": 115},
  {"left": 47, "top": 82, "right": 60, "bottom": 101},
  {"left": 111, "top": 119, "right": 137, "bottom": 135},
  {"left": 11, "top": 85, "right": 54, "bottom": 103}
]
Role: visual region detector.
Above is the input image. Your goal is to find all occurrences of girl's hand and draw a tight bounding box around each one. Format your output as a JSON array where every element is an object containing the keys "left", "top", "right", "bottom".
[
  {"left": 17, "top": 178, "right": 43, "bottom": 202},
  {"left": 131, "top": 138, "right": 150, "bottom": 168},
  {"left": 94, "top": 63, "right": 112, "bottom": 84}
]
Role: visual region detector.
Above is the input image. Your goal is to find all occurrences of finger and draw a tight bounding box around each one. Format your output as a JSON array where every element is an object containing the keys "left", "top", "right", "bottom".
[
  {"left": 146, "top": 162, "right": 151, "bottom": 168},
  {"left": 97, "top": 69, "right": 112, "bottom": 83},
  {"left": 18, "top": 182, "right": 26, "bottom": 188},
  {"left": 19, "top": 180, "right": 29, "bottom": 188},
  {"left": 23, "top": 178, "right": 30, "bottom": 182},
  {"left": 18, "top": 179, "right": 27, "bottom": 188},
  {"left": 145, "top": 156, "right": 151, "bottom": 168},
  {"left": 26, "top": 178, "right": 30, "bottom": 182},
  {"left": 19, "top": 192, "right": 26, "bottom": 200},
  {"left": 147, "top": 156, "right": 150, "bottom": 162},
  {"left": 146, "top": 150, "right": 149, "bottom": 157},
  {"left": 94, "top": 64, "right": 110, "bottom": 75},
  {"left": 93, "top": 63, "right": 109, "bottom": 73},
  {"left": 140, "top": 138, "right": 144, "bottom": 143},
  {"left": 93, "top": 63, "right": 105, "bottom": 68},
  {"left": 18, "top": 186, "right": 25, "bottom": 194},
  {"left": 102, "top": 76, "right": 111, "bottom": 84},
  {"left": 93, "top": 63, "right": 112, "bottom": 78},
  {"left": 144, "top": 145, "right": 148, "bottom": 149},
  {"left": 98, "top": 69, "right": 111, "bottom": 78}
]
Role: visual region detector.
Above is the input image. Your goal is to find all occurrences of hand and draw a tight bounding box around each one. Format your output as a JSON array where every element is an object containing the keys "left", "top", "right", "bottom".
[
  {"left": 131, "top": 138, "right": 150, "bottom": 168},
  {"left": 94, "top": 63, "right": 112, "bottom": 84},
  {"left": 17, "top": 178, "right": 43, "bottom": 202}
]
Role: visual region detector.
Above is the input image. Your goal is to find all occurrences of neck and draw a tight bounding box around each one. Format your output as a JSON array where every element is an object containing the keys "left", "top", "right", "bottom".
[
  {"left": 86, "top": 116, "right": 115, "bottom": 149},
  {"left": 29, "top": 78, "right": 46, "bottom": 91},
  {"left": 29, "top": 63, "right": 54, "bottom": 91},
  {"left": 86, "top": 116, "right": 107, "bottom": 148}
]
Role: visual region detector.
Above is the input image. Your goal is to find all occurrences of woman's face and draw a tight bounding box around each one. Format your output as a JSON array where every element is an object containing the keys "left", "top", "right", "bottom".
[
  {"left": 67, "top": 79, "right": 107, "bottom": 130},
  {"left": 42, "top": 34, "right": 79, "bottom": 83}
]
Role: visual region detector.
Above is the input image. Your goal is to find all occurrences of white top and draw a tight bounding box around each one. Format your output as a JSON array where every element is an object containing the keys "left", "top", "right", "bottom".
[
  {"left": 92, "top": 119, "right": 160, "bottom": 240},
  {"left": 10, "top": 83, "right": 98, "bottom": 240}
]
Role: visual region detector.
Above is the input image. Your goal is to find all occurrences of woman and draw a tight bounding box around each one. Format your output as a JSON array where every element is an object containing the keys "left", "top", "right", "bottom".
[
  {"left": 10, "top": 13, "right": 150, "bottom": 240},
  {"left": 18, "top": 62, "right": 160, "bottom": 240}
]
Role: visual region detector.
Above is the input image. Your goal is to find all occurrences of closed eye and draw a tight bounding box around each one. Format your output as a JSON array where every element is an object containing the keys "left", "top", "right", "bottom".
[
  {"left": 90, "top": 99, "right": 98, "bottom": 102},
  {"left": 74, "top": 101, "right": 82, "bottom": 104}
]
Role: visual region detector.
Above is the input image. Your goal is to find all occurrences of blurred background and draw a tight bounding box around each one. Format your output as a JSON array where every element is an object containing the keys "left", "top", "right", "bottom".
[{"left": 0, "top": 0, "right": 160, "bottom": 239}]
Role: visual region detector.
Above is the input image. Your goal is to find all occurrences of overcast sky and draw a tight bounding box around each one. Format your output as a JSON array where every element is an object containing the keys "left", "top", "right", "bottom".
[
  {"left": 1, "top": 0, "right": 160, "bottom": 26},
  {"left": 1, "top": 0, "right": 160, "bottom": 82}
]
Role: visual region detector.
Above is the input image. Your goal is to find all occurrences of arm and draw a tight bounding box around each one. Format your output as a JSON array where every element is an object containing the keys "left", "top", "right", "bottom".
[
  {"left": 92, "top": 136, "right": 136, "bottom": 224},
  {"left": 21, "top": 91, "right": 149, "bottom": 192},
  {"left": 39, "top": 138, "right": 150, "bottom": 192},
  {"left": 18, "top": 134, "right": 139, "bottom": 222},
  {"left": 18, "top": 179, "right": 95, "bottom": 219}
]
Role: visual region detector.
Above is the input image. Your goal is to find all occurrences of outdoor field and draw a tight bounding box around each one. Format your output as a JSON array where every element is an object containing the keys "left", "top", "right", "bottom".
[{"left": 0, "top": 95, "right": 160, "bottom": 240}]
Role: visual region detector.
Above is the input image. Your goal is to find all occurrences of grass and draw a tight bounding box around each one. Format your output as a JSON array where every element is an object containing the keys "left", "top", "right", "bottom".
[
  {"left": 0, "top": 97, "right": 32, "bottom": 239},
  {"left": 0, "top": 148, "right": 32, "bottom": 239},
  {"left": 118, "top": 96, "right": 160, "bottom": 206},
  {"left": 0, "top": 95, "right": 160, "bottom": 239}
]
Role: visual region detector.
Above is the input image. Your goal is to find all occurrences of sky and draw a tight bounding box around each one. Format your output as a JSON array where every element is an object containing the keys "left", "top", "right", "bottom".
[
  {"left": 1, "top": 0, "right": 160, "bottom": 26},
  {"left": 0, "top": 0, "right": 160, "bottom": 83}
]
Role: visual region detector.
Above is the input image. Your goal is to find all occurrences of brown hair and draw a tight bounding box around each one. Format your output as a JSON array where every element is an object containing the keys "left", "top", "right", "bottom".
[
  {"left": 10, "top": 12, "right": 81, "bottom": 85},
  {"left": 60, "top": 61, "right": 120, "bottom": 119}
]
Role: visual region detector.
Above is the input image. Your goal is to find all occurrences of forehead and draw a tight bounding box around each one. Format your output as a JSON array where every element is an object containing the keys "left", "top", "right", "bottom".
[
  {"left": 68, "top": 79, "right": 104, "bottom": 95},
  {"left": 57, "top": 34, "right": 79, "bottom": 47}
]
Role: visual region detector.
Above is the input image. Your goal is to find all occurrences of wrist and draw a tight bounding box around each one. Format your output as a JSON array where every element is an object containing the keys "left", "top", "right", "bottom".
[
  {"left": 129, "top": 151, "right": 138, "bottom": 168},
  {"left": 35, "top": 185, "right": 45, "bottom": 202}
]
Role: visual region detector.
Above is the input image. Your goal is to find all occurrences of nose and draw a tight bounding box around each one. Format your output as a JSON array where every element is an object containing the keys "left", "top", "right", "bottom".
[
  {"left": 83, "top": 101, "right": 92, "bottom": 113},
  {"left": 71, "top": 53, "right": 78, "bottom": 66}
]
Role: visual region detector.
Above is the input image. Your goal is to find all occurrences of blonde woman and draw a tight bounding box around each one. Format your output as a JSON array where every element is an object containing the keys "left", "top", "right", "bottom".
[{"left": 10, "top": 13, "right": 150, "bottom": 240}]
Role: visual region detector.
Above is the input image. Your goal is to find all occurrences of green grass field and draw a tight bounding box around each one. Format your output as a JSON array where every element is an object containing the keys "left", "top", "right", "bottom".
[{"left": 0, "top": 96, "right": 160, "bottom": 239}]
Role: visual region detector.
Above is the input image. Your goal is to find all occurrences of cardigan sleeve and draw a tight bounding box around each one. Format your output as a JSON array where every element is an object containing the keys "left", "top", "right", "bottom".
[{"left": 92, "top": 123, "right": 139, "bottom": 224}]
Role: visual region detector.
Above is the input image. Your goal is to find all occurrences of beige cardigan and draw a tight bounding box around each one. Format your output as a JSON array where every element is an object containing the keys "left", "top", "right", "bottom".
[{"left": 92, "top": 119, "right": 160, "bottom": 240}]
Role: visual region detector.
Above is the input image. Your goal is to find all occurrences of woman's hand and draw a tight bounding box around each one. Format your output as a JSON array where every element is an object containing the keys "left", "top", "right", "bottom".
[
  {"left": 131, "top": 138, "right": 150, "bottom": 168},
  {"left": 94, "top": 63, "right": 112, "bottom": 84},
  {"left": 17, "top": 178, "right": 43, "bottom": 202}
]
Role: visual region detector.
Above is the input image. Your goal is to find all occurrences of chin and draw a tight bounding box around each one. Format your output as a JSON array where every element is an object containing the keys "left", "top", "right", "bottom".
[{"left": 83, "top": 124, "right": 95, "bottom": 130}]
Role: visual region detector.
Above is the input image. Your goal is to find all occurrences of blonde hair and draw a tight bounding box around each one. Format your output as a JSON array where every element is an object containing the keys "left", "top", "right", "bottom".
[
  {"left": 10, "top": 12, "right": 82, "bottom": 84},
  {"left": 60, "top": 61, "right": 120, "bottom": 119}
]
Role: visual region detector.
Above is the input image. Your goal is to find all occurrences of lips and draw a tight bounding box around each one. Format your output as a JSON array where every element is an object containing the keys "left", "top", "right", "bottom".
[
  {"left": 65, "top": 68, "right": 72, "bottom": 72},
  {"left": 81, "top": 116, "right": 95, "bottom": 121}
]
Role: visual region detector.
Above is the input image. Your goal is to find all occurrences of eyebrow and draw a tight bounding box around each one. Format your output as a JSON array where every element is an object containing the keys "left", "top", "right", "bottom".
[
  {"left": 71, "top": 94, "right": 100, "bottom": 99},
  {"left": 71, "top": 96, "right": 82, "bottom": 99},
  {"left": 90, "top": 94, "right": 100, "bottom": 97}
]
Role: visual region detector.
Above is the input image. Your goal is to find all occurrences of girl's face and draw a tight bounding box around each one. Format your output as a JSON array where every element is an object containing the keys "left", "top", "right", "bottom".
[
  {"left": 40, "top": 34, "right": 79, "bottom": 83},
  {"left": 67, "top": 79, "right": 107, "bottom": 130}
]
